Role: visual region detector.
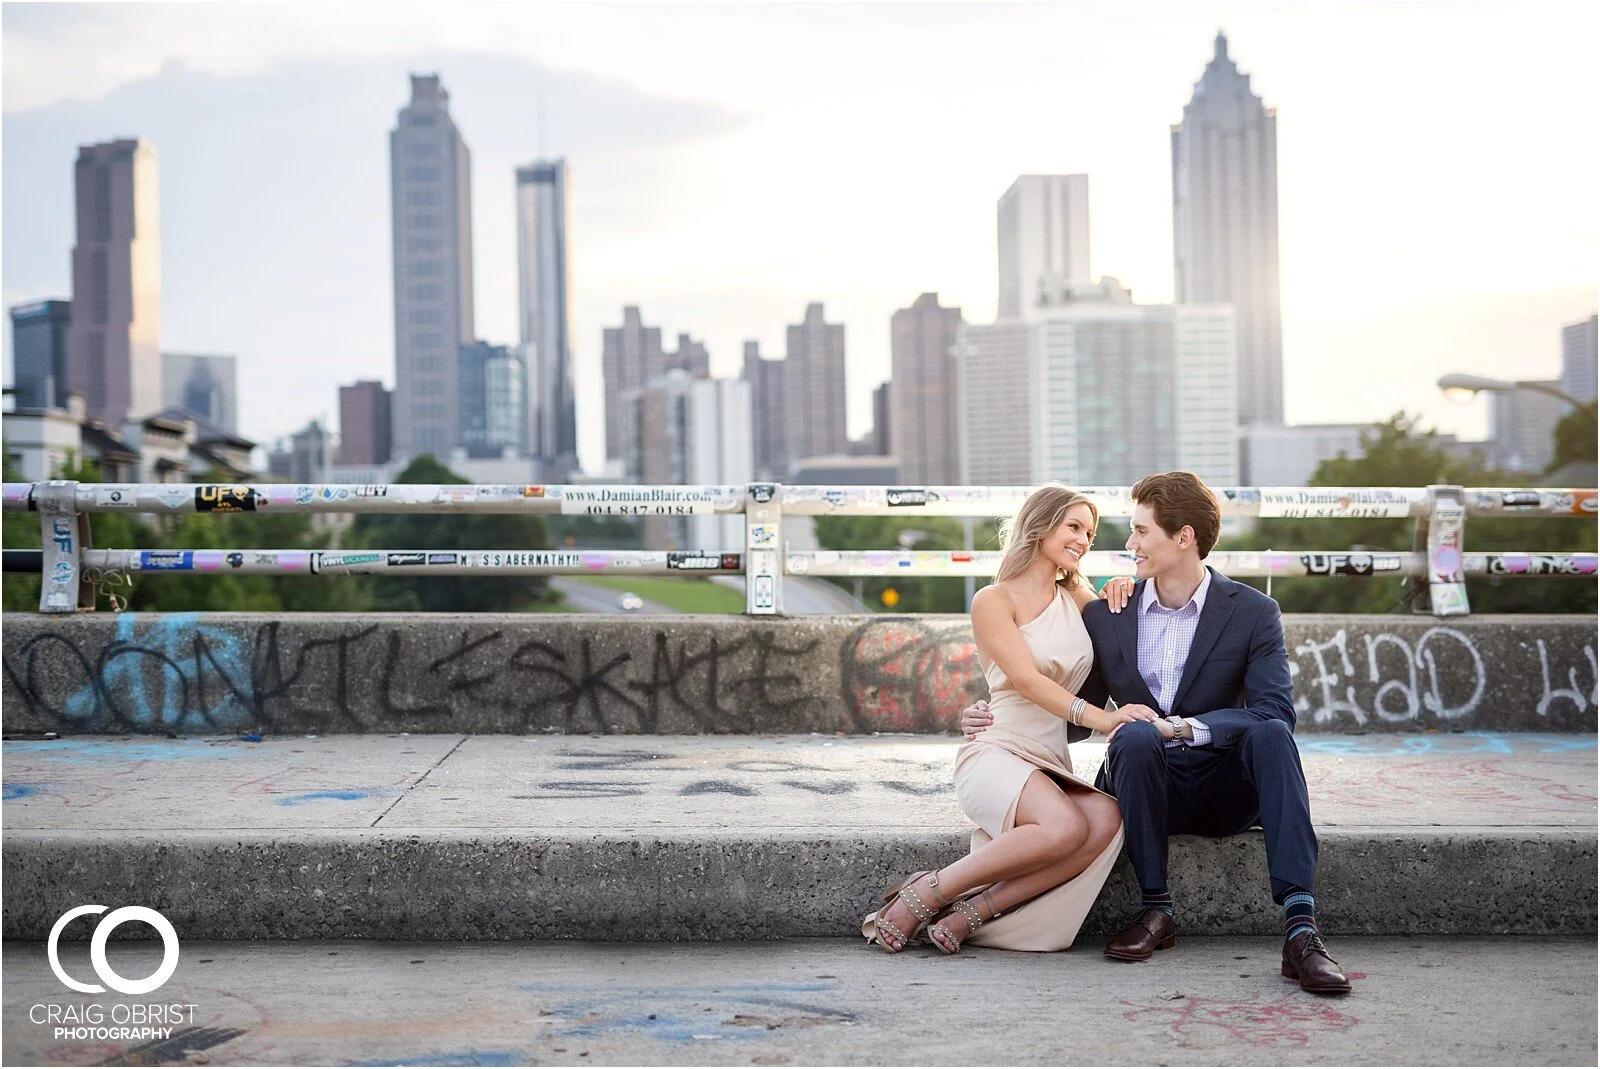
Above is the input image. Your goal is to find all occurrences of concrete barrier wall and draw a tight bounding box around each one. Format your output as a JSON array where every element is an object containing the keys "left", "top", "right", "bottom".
[{"left": 3, "top": 612, "right": 1594, "bottom": 736}]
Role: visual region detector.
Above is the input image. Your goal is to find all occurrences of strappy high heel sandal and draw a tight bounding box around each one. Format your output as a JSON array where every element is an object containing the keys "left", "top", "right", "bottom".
[
  {"left": 867, "top": 870, "right": 950, "bottom": 952},
  {"left": 928, "top": 888, "right": 1002, "bottom": 955}
]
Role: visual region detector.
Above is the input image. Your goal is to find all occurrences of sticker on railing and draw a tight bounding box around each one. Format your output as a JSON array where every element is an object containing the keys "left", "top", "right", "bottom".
[
  {"left": 1257, "top": 489, "right": 1417, "bottom": 518},
  {"left": 1299, "top": 553, "right": 1404, "bottom": 576},
  {"left": 666, "top": 551, "right": 737, "bottom": 570},
  {"left": 472, "top": 551, "right": 583, "bottom": 568},
  {"left": 559, "top": 487, "right": 732, "bottom": 515},
  {"left": 194, "top": 486, "right": 262, "bottom": 513},
  {"left": 310, "top": 552, "right": 382, "bottom": 572},
  {"left": 94, "top": 486, "right": 139, "bottom": 508},
  {"left": 135, "top": 550, "right": 194, "bottom": 571}
]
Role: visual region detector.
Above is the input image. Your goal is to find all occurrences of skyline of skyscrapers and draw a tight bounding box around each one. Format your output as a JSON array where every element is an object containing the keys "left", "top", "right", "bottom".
[
  {"left": 6, "top": 38, "right": 1588, "bottom": 497},
  {"left": 1172, "top": 31, "right": 1284, "bottom": 429},
  {"left": 389, "top": 73, "right": 476, "bottom": 461},
  {"left": 65, "top": 138, "right": 161, "bottom": 427},
  {"left": 516, "top": 157, "right": 579, "bottom": 479}
]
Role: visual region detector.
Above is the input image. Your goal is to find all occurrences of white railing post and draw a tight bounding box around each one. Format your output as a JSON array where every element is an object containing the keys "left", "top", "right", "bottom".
[
  {"left": 745, "top": 483, "right": 782, "bottom": 615},
  {"left": 1416, "top": 484, "right": 1470, "bottom": 616},
  {"left": 36, "top": 480, "right": 88, "bottom": 613}
]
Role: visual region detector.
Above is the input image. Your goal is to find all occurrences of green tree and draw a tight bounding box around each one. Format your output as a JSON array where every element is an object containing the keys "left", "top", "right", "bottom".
[
  {"left": 1220, "top": 412, "right": 1596, "bottom": 613},
  {"left": 1548, "top": 402, "right": 1598, "bottom": 473},
  {"left": 347, "top": 454, "right": 553, "bottom": 612}
]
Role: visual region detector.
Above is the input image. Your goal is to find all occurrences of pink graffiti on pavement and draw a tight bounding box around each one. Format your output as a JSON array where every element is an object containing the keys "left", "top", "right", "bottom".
[{"left": 1121, "top": 991, "right": 1358, "bottom": 1046}]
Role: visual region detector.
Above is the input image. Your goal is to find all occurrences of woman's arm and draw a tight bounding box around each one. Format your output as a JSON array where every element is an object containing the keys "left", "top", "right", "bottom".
[{"left": 970, "top": 587, "right": 1151, "bottom": 735}]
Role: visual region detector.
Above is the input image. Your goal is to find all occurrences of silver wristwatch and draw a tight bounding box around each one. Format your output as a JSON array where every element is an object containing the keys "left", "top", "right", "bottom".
[{"left": 1166, "top": 714, "right": 1187, "bottom": 741}]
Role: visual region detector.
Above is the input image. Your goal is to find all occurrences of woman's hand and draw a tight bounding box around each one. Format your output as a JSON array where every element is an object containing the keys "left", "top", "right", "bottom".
[
  {"left": 1096, "top": 702, "right": 1161, "bottom": 738},
  {"left": 1101, "top": 576, "right": 1136, "bottom": 613},
  {"left": 961, "top": 700, "right": 993, "bottom": 740}
]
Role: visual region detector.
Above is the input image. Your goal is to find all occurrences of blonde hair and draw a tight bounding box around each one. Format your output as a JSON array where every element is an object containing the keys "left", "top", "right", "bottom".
[{"left": 994, "top": 484, "right": 1099, "bottom": 587}]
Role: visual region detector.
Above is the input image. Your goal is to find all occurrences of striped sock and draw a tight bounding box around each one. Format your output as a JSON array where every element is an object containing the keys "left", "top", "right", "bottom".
[
  {"left": 1283, "top": 890, "right": 1317, "bottom": 943},
  {"left": 1141, "top": 887, "right": 1174, "bottom": 917}
]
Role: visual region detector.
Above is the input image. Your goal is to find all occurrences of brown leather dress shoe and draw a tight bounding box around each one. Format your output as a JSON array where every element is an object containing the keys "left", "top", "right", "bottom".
[
  {"left": 1281, "top": 930, "right": 1352, "bottom": 993},
  {"left": 1104, "top": 908, "right": 1176, "bottom": 962}
]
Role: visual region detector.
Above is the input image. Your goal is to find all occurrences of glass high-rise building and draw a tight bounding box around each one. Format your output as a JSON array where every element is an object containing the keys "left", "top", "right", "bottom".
[
  {"left": 458, "top": 341, "right": 527, "bottom": 457},
  {"left": 9, "top": 300, "right": 72, "bottom": 410},
  {"left": 1172, "top": 32, "right": 1283, "bottom": 428},
  {"left": 516, "top": 159, "right": 578, "bottom": 479},
  {"left": 1561, "top": 315, "right": 1598, "bottom": 404},
  {"left": 390, "top": 73, "right": 475, "bottom": 461},
  {"left": 997, "top": 175, "right": 1091, "bottom": 321},
  {"left": 957, "top": 281, "right": 1238, "bottom": 489}
]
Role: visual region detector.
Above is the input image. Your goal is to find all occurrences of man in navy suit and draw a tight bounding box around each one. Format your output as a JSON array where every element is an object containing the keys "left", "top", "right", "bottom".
[{"left": 964, "top": 471, "right": 1350, "bottom": 993}]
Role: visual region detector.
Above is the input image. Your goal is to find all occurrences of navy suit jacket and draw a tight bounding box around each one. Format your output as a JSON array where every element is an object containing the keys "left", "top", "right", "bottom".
[{"left": 1075, "top": 567, "right": 1296, "bottom": 750}]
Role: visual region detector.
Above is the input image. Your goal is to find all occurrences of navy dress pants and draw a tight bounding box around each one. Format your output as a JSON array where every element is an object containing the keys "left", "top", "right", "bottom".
[{"left": 1094, "top": 719, "right": 1318, "bottom": 903}]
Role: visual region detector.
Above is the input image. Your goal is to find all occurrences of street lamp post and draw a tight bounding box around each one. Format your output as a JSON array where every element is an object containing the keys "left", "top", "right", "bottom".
[{"left": 1438, "top": 373, "right": 1596, "bottom": 427}]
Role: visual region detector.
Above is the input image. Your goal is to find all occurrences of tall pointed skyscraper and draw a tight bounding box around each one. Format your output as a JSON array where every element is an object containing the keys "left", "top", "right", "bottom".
[
  {"left": 1172, "top": 32, "right": 1283, "bottom": 427},
  {"left": 66, "top": 139, "right": 162, "bottom": 425},
  {"left": 516, "top": 158, "right": 578, "bottom": 479},
  {"left": 390, "top": 73, "right": 475, "bottom": 461}
]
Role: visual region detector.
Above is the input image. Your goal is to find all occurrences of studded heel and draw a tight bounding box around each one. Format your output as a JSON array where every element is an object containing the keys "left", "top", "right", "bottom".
[
  {"left": 867, "top": 870, "right": 950, "bottom": 952},
  {"left": 928, "top": 888, "right": 1001, "bottom": 955}
]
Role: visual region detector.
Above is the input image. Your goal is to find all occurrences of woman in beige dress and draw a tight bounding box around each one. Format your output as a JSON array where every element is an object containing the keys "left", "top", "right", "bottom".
[{"left": 864, "top": 484, "right": 1152, "bottom": 954}]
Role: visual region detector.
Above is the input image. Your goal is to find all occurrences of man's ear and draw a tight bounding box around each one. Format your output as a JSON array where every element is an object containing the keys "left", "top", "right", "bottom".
[{"left": 1180, "top": 525, "right": 1196, "bottom": 549}]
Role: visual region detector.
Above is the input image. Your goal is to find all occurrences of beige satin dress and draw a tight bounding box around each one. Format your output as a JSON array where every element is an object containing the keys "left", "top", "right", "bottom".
[{"left": 953, "top": 586, "right": 1123, "bottom": 951}]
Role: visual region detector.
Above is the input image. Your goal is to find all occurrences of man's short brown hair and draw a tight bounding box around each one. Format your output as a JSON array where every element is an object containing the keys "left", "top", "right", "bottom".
[{"left": 1131, "top": 471, "right": 1221, "bottom": 558}]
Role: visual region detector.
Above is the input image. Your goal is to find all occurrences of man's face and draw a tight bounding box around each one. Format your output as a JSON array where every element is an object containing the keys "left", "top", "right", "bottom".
[{"left": 1127, "top": 502, "right": 1188, "bottom": 580}]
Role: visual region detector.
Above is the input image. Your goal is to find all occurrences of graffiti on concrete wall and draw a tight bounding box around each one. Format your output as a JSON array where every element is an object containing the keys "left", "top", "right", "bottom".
[
  {"left": 839, "top": 618, "right": 985, "bottom": 733},
  {"left": 2, "top": 616, "right": 826, "bottom": 736},
  {"left": 1291, "top": 627, "right": 1596, "bottom": 729},
  {"left": 3, "top": 615, "right": 1595, "bottom": 735}
]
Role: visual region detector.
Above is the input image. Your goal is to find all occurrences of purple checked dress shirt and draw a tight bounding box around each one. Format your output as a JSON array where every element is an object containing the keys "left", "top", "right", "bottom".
[{"left": 1137, "top": 570, "right": 1214, "bottom": 748}]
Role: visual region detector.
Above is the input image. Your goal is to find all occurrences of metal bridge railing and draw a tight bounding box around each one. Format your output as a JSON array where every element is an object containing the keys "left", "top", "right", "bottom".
[{"left": 3, "top": 480, "right": 1595, "bottom": 616}]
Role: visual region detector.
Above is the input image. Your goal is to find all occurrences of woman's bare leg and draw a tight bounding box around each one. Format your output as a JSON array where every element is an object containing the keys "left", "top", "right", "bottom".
[
  {"left": 875, "top": 770, "right": 1087, "bottom": 948},
  {"left": 927, "top": 788, "right": 1121, "bottom": 952}
]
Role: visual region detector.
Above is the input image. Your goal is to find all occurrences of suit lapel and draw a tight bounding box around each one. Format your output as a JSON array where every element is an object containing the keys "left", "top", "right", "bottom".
[
  {"left": 1171, "top": 567, "right": 1237, "bottom": 712},
  {"left": 1120, "top": 580, "right": 1161, "bottom": 708}
]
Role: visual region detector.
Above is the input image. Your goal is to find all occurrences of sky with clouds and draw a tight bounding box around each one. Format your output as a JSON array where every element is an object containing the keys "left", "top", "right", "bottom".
[{"left": 3, "top": 1, "right": 1596, "bottom": 473}]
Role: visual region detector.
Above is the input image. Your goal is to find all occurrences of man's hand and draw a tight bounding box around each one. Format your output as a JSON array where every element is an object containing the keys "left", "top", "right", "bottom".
[{"left": 961, "top": 700, "right": 993, "bottom": 740}]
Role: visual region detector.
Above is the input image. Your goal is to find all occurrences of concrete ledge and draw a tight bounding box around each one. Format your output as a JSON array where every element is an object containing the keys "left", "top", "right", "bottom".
[
  {"left": 5, "top": 827, "right": 1593, "bottom": 941},
  {"left": 3, "top": 612, "right": 1596, "bottom": 735}
]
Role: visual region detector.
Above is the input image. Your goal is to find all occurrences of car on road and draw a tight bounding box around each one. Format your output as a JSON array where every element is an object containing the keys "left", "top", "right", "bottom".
[{"left": 617, "top": 591, "right": 645, "bottom": 612}]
